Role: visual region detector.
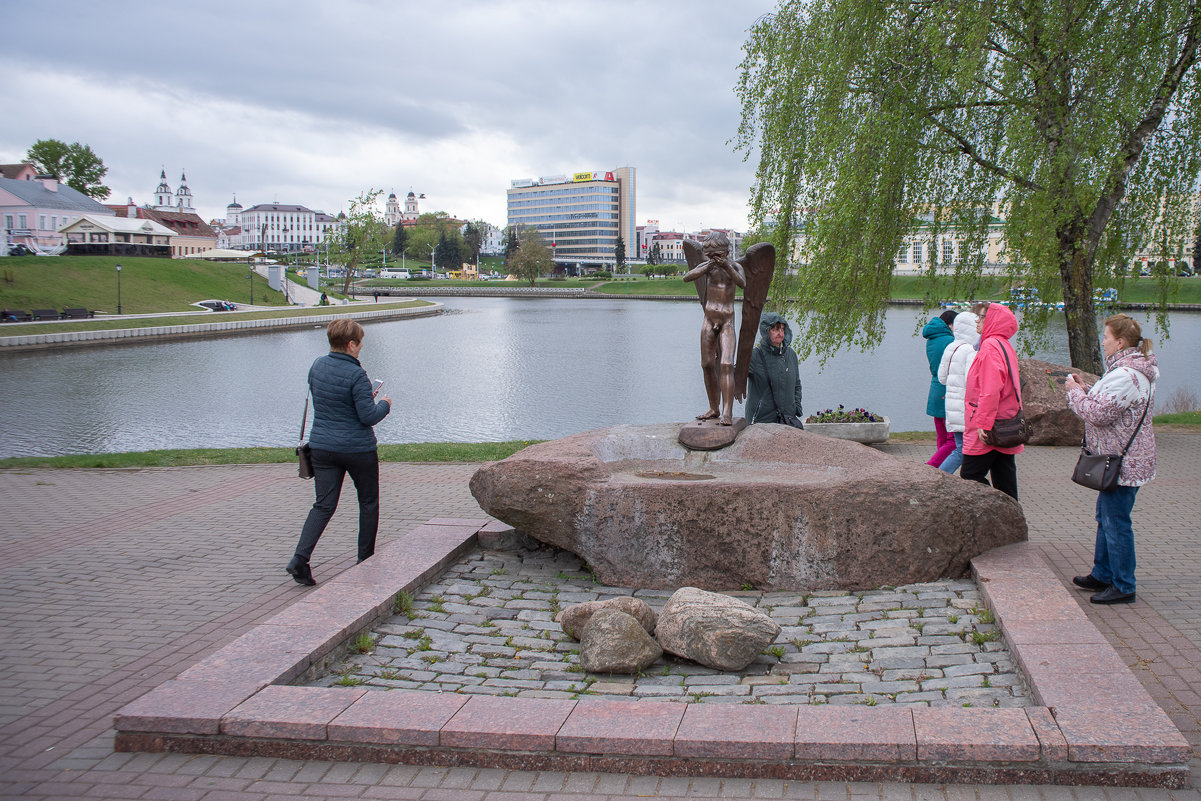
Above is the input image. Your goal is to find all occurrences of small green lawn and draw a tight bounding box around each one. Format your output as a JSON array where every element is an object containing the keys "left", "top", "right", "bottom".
[{"left": 0, "top": 440, "right": 543, "bottom": 469}]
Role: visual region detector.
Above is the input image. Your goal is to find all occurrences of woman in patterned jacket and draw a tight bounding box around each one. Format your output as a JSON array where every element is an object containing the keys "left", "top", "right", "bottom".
[{"left": 1064, "top": 314, "right": 1158, "bottom": 605}]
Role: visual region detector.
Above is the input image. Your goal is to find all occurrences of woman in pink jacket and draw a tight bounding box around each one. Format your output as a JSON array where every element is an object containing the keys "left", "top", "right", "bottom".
[{"left": 962, "top": 302, "right": 1023, "bottom": 499}]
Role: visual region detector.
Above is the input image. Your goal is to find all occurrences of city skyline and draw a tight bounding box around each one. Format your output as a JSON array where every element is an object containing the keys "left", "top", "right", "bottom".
[{"left": 0, "top": 1, "right": 777, "bottom": 233}]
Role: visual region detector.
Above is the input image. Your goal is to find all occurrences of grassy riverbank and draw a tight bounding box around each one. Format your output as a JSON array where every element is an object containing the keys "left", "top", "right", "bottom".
[
  {"left": 0, "top": 441, "right": 544, "bottom": 469},
  {"left": 0, "top": 255, "right": 291, "bottom": 313},
  {"left": 3, "top": 418, "right": 1197, "bottom": 469}
]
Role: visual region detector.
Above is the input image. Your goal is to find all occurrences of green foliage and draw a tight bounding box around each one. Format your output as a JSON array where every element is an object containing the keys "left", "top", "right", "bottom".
[
  {"left": 394, "top": 591, "right": 414, "bottom": 616},
  {"left": 462, "top": 221, "right": 483, "bottom": 264},
  {"left": 736, "top": 1, "right": 1201, "bottom": 371},
  {"left": 25, "top": 138, "right": 111, "bottom": 199},
  {"left": 614, "top": 233, "right": 627, "bottom": 273},
  {"left": 509, "top": 224, "right": 553, "bottom": 286},
  {"left": 327, "top": 189, "right": 388, "bottom": 293},
  {"left": 391, "top": 224, "right": 408, "bottom": 256},
  {"left": 349, "top": 632, "right": 377, "bottom": 654}
]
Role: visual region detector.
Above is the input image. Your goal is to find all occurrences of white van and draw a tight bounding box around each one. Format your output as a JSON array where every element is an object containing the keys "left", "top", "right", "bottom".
[{"left": 379, "top": 269, "right": 411, "bottom": 279}]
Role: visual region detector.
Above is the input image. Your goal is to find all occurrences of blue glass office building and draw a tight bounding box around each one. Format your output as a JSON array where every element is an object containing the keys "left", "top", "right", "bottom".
[{"left": 506, "top": 167, "right": 636, "bottom": 272}]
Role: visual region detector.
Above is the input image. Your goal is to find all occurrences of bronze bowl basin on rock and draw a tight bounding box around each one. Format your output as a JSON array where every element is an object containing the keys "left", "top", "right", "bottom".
[{"left": 469, "top": 422, "right": 1027, "bottom": 592}]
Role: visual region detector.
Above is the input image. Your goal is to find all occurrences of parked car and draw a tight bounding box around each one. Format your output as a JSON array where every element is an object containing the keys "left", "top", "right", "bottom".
[
  {"left": 199, "top": 300, "right": 237, "bottom": 312},
  {"left": 5, "top": 244, "right": 31, "bottom": 256}
]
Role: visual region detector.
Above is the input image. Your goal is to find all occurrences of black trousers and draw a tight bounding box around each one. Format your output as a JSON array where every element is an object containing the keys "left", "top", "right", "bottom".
[
  {"left": 294, "top": 448, "right": 379, "bottom": 564},
  {"left": 961, "top": 450, "right": 1018, "bottom": 500}
]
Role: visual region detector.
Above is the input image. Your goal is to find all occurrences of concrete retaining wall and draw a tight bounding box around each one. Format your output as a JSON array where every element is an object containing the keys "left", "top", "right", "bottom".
[{"left": 0, "top": 304, "right": 443, "bottom": 352}]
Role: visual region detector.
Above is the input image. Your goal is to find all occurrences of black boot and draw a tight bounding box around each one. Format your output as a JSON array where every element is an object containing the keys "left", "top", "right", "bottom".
[
  {"left": 286, "top": 556, "right": 316, "bottom": 586},
  {"left": 1072, "top": 574, "right": 1108, "bottom": 591},
  {"left": 1090, "top": 585, "right": 1135, "bottom": 604}
]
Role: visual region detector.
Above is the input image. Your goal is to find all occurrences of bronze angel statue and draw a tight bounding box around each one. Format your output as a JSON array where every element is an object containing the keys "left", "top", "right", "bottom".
[{"left": 682, "top": 232, "right": 776, "bottom": 425}]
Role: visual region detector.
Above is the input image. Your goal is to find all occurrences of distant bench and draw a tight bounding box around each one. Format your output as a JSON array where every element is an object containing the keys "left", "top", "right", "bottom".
[
  {"left": 2, "top": 309, "right": 33, "bottom": 322},
  {"left": 32, "top": 309, "right": 60, "bottom": 321},
  {"left": 61, "top": 307, "right": 94, "bottom": 319}
]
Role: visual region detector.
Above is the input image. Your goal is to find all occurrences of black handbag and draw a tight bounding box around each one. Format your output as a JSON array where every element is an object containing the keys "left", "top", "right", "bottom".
[
  {"left": 297, "top": 395, "right": 314, "bottom": 480},
  {"left": 1071, "top": 390, "right": 1149, "bottom": 492},
  {"left": 984, "top": 346, "right": 1032, "bottom": 447}
]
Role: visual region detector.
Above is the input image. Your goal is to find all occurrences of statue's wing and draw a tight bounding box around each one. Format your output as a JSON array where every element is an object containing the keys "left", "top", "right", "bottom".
[
  {"left": 682, "top": 238, "right": 707, "bottom": 307},
  {"left": 734, "top": 242, "right": 777, "bottom": 399}
]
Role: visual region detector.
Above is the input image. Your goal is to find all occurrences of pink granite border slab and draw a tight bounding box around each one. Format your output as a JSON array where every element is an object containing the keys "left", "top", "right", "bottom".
[
  {"left": 1025, "top": 707, "right": 1068, "bottom": 762},
  {"left": 221, "top": 685, "right": 366, "bottom": 740},
  {"left": 110, "top": 522, "right": 1192, "bottom": 786},
  {"left": 113, "top": 679, "right": 266, "bottom": 735},
  {"left": 440, "top": 695, "right": 576, "bottom": 751},
  {"left": 674, "top": 704, "right": 797, "bottom": 760},
  {"left": 795, "top": 706, "right": 916, "bottom": 761},
  {"left": 1052, "top": 704, "right": 1192, "bottom": 764},
  {"left": 913, "top": 707, "right": 1040, "bottom": 762},
  {"left": 556, "top": 699, "right": 685, "bottom": 756},
  {"left": 328, "top": 690, "right": 468, "bottom": 746}
]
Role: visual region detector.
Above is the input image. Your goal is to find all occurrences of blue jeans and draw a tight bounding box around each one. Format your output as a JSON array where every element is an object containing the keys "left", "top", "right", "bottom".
[
  {"left": 938, "top": 433, "right": 964, "bottom": 474},
  {"left": 1090, "top": 485, "right": 1139, "bottom": 594}
]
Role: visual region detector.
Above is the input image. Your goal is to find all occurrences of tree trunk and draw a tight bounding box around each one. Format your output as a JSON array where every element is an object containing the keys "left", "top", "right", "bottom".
[{"left": 1059, "top": 245, "right": 1103, "bottom": 374}]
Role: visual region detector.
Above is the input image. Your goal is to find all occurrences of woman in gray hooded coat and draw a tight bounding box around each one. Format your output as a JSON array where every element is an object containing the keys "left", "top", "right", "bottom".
[{"left": 744, "top": 312, "right": 803, "bottom": 426}]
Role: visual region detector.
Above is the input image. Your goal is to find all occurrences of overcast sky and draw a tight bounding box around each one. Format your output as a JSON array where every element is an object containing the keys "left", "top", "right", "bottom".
[{"left": 1, "top": 1, "right": 779, "bottom": 232}]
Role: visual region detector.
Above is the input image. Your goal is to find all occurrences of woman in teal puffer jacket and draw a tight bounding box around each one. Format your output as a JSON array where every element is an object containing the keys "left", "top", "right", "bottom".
[
  {"left": 923, "top": 310, "right": 957, "bottom": 466},
  {"left": 744, "top": 312, "right": 803, "bottom": 426}
]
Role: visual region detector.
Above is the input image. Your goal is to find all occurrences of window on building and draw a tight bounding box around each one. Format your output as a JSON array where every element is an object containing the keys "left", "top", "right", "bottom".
[
  {"left": 39, "top": 215, "right": 47, "bottom": 230},
  {"left": 897, "top": 246, "right": 908, "bottom": 264},
  {"left": 912, "top": 242, "right": 922, "bottom": 264},
  {"left": 18, "top": 214, "right": 28, "bottom": 229},
  {"left": 942, "top": 240, "right": 954, "bottom": 264},
  {"left": 4, "top": 215, "right": 13, "bottom": 230}
]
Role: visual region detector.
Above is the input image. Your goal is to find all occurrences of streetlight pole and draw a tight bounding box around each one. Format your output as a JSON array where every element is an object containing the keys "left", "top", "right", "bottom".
[
  {"left": 248, "top": 262, "right": 254, "bottom": 305},
  {"left": 116, "top": 263, "right": 122, "bottom": 314},
  {"left": 281, "top": 227, "right": 290, "bottom": 303}
]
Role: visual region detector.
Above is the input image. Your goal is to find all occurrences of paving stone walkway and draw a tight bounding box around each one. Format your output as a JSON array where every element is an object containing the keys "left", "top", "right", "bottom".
[
  {"left": 2, "top": 434, "right": 1200, "bottom": 800},
  {"left": 315, "top": 548, "right": 1028, "bottom": 709}
]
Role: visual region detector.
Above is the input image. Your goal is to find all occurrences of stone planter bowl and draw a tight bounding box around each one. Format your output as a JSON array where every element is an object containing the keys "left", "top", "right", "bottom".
[{"left": 804, "top": 415, "right": 890, "bottom": 444}]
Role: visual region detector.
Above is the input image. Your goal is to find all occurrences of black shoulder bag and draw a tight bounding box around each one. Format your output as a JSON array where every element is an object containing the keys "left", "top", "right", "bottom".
[
  {"left": 297, "top": 395, "right": 314, "bottom": 479},
  {"left": 983, "top": 344, "right": 1032, "bottom": 448},
  {"left": 1071, "top": 379, "right": 1150, "bottom": 492}
]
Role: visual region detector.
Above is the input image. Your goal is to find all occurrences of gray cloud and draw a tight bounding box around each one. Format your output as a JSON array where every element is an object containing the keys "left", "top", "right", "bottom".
[{"left": 0, "top": 0, "right": 776, "bottom": 229}]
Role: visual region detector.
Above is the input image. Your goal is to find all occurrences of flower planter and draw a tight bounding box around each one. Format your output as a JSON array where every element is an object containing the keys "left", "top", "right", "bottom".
[{"left": 804, "top": 416, "right": 890, "bottom": 444}]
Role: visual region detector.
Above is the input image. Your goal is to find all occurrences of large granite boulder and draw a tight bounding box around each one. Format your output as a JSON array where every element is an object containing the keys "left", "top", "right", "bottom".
[
  {"left": 470, "top": 422, "right": 1028, "bottom": 592},
  {"left": 579, "top": 608, "right": 663, "bottom": 674},
  {"left": 1018, "top": 358, "right": 1096, "bottom": 445},
  {"left": 557, "top": 596, "right": 657, "bottom": 641},
  {"left": 655, "top": 587, "right": 780, "bottom": 671}
]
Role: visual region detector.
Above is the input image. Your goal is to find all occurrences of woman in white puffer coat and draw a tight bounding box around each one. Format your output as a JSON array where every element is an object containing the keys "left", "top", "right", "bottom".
[{"left": 936, "top": 311, "right": 978, "bottom": 474}]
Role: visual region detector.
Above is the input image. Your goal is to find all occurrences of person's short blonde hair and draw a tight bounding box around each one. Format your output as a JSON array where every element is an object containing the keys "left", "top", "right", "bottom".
[{"left": 327, "top": 319, "right": 365, "bottom": 351}]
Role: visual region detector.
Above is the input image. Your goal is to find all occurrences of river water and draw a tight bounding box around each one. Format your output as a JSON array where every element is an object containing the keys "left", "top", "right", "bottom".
[{"left": 1, "top": 297, "right": 1197, "bottom": 458}]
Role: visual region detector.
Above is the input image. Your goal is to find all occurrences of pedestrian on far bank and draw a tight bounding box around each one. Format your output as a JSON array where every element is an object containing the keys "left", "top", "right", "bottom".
[
  {"left": 1065, "top": 313, "right": 1158, "bottom": 605},
  {"left": 286, "top": 319, "right": 391, "bottom": 586},
  {"left": 936, "top": 310, "right": 978, "bottom": 475},
  {"left": 373, "top": 291, "right": 379, "bottom": 303},
  {"left": 961, "top": 301, "right": 1023, "bottom": 499},
  {"left": 923, "top": 309, "right": 957, "bottom": 467},
  {"left": 744, "top": 312, "right": 804, "bottom": 427}
]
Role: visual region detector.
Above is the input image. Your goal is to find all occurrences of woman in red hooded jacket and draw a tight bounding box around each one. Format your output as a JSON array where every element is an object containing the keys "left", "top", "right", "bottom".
[{"left": 961, "top": 301, "right": 1023, "bottom": 499}]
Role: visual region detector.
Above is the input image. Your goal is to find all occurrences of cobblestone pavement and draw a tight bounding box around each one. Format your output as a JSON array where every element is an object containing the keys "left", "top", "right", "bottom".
[
  {"left": 2, "top": 434, "right": 1200, "bottom": 800},
  {"left": 316, "top": 549, "right": 1028, "bottom": 709}
]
